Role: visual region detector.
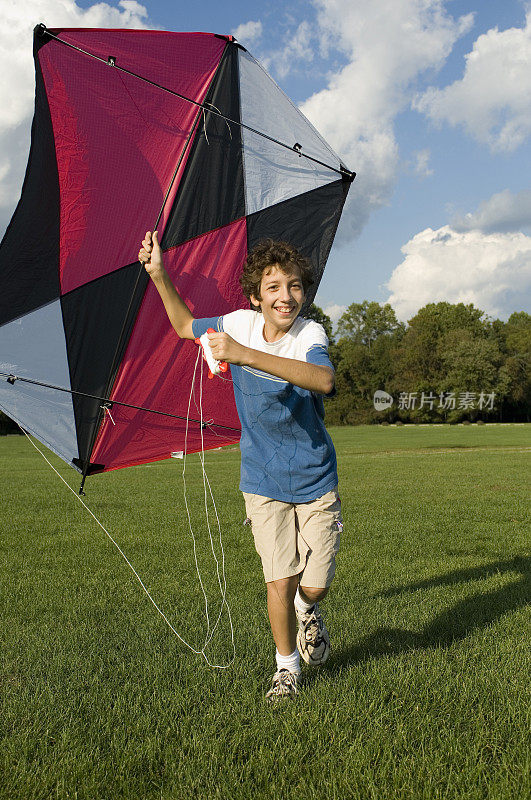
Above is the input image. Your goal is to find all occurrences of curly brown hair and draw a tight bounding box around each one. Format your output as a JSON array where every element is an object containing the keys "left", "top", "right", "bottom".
[{"left": 240, "top": 239, "right": 314, "bottom": 306}]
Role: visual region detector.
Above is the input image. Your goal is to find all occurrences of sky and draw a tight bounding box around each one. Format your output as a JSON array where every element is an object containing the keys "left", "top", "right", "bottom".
[{"left": 1, "top": 0, "right": 530, "bottom": 325}]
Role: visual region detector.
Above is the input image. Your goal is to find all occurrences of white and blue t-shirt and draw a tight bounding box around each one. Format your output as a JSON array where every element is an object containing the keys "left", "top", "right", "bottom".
[{"left": 192, "top": 310, "right": 337, "bottom": 503}]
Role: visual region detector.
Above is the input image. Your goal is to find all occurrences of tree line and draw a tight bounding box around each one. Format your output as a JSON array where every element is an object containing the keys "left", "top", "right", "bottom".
[
  {"left": 1, "top": 300, "right": 529, "bottom": 435},
  {"left": 304, "top": 301, "right": 530, "bottom": 424}
]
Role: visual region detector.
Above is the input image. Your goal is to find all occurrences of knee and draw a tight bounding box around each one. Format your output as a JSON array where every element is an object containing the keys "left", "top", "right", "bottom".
[
  {"left": 267, "top": 575, "right": 299, "bottom": 604},
  {"left": 300, "top": 585, "right": 329, "bottom": 604}
]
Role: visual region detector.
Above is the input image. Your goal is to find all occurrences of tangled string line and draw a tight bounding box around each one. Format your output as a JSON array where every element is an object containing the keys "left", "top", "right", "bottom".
[{"left": 19, "top": 347, "right": 235, "bottom": 669}]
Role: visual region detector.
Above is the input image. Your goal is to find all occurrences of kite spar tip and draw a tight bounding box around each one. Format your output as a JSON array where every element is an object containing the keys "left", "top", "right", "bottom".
[
  {"left": 34, "top": 23, "right": 54, "bottom": 48},
  {"left": 341, "top": 166, "right": 356, "bottom": 182},
  {"left": 215, "top": 33, "right": 247, "bottom": 51}
]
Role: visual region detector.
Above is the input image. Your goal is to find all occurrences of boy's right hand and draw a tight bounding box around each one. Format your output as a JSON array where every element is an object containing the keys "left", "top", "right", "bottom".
[{"left": 139, "top": 230, "right": 163, "bottom": 278}]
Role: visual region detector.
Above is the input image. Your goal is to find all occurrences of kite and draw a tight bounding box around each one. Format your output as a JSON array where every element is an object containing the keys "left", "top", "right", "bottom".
[{"left": 0, "top": 24, "right": 354, "bottom": 492}]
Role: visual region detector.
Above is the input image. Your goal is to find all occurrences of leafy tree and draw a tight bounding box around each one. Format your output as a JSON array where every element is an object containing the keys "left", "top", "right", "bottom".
[
  {"left": 505, "top": 311, "right": 531, "bottom": 355},
  {"left": 437, "top": 329, "right": 503, "bottom": 421},
  {"left": 439, "top": 329, "right": 501, "bottom": 390},
  {"left": 497, "top": 312, "right": 531, "bottom": 421},
  {"left": 395, "top": 302, "right": 488, "bottom": 388},
  {"left": 336, "top": 301, "right": 403, "bottom": 347},
  {"left": 326, "top": 340, "right": 373, "bottom": 424},
  {"left": 497, "top": 355, "right": 531, "bottom": 421},
  {"left": 324, "top": 300, "right": 529, "bottom": 425},
  {"left": 327, "top": 302, "right": 404, "bottom": 424},
  {"left": 485, "top": 317, "right": 508, "bottom": 354}
]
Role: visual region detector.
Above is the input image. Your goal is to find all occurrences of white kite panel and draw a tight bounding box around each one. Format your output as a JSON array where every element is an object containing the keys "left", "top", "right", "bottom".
[
  {"left": 0, "top": 299, "right": 79, "bottom": 467},
  {"left": 238, "top": 49, "right": 342, "bottom": 215}
]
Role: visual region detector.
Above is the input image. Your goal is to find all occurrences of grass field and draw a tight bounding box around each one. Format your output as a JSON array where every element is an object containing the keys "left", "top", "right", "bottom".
[{"left": 1, "top": 424, "right": 529, "bottom": 800}]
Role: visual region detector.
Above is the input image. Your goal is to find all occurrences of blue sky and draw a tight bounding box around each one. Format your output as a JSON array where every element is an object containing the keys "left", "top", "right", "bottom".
[{"left": 1, "top": 0, "right": 530, "bottom": 323}]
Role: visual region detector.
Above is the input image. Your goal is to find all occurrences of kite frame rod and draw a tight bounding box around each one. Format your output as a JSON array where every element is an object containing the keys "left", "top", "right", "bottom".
[
  {"left": 36, "top": 24, "right": 355, "bottom": 182},
  {"left": 1, "top": 372, "right": 240, "bottom": 432}
]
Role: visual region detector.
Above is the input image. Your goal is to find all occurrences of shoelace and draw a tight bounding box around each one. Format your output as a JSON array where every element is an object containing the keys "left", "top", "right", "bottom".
[
  {"left": 272, "top": 669, "right": 299, "bottom": 694},
  {"left": 303, "top": 611, "right": 323, "bottom": 642}
]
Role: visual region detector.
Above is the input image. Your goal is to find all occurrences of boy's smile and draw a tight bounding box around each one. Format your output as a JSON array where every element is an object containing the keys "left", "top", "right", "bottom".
[{"left": 251, "top": 265, "right": 305, "bottom": 342}]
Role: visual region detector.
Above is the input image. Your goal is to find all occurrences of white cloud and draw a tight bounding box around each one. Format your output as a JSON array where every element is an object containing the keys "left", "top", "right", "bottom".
[
  {"left": 386, "top": 225, "right": 531, "bottom": 321},
  {"left": 451, "top": 189, "right": 531, "bottom": 234},
  {"left": 290, "top": 20, "right": 313, "bottom": 62},
  {"left": 323, "top": 303, "right": 347, "bottom": 327},
  {"left": 312, "top": 298, "right": 347, "bottom": 331},
  {"left": 261, "top": 21, "right": 314, "bottom": 79},
  {"left": 232, "top": 20, "right": 263, "bottom": 47},
  {"left": 413, "top": 148, "right": 433, "bottom": 178},
  {"left": 298, "top": 0, "right": 473, "bottom": 241},
  {"left": 415, "top": 10, "right": 531, "bottom": 152},
  {"left": 0, "top": 0, "right": 151, "bottom": 229}
]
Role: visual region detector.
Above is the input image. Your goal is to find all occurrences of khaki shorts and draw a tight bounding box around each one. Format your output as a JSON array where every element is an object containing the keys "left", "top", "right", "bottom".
[{"left": 242, "top": 488, "right": 342, "bottom": 587}]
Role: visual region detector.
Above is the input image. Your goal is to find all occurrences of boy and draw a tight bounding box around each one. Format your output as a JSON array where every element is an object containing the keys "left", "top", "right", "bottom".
[{"left": 138, "top": 231, "right": 341, "bottom": 700}]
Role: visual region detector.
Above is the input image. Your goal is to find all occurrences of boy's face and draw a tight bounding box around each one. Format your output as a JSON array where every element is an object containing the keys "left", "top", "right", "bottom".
[{"left": 251, "top": 264, "right": 305, "bottom": 334}]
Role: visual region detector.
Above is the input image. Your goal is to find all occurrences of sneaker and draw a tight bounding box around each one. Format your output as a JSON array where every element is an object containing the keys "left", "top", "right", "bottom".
[
  {"left": 296, "top": 603, "right": 330, "bottom": 665},
  {"left": 265, "top": 669, "right": 300, "bottom": 701}
]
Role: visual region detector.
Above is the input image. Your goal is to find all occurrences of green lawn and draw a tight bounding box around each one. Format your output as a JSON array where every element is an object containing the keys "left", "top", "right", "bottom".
[{"left": 1, "top": 425, "right": 529, "bottom": 800}]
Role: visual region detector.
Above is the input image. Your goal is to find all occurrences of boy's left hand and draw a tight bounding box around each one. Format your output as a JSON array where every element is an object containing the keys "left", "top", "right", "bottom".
[{"left": 207, "top": 332, "right": 248, "bottom": 366}]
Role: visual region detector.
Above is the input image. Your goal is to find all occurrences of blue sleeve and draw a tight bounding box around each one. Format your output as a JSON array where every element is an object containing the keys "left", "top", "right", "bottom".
[
  {"left": 306, "top": 344, "right": 336, "bottom": 397},
  {"left": 306, "top": 344, "right": 334, "bottom": 371},
  {"left": 192, "top": 316, "right": 224, "bottom": 338}
]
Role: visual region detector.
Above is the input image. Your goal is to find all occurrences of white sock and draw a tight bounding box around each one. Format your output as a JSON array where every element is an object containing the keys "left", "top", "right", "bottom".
[
  {"left": 294, "top": 586, "right": 314, "bottom": 615},
  {"left": 276, "top": 648, "right": 300, "bottom": 674}
]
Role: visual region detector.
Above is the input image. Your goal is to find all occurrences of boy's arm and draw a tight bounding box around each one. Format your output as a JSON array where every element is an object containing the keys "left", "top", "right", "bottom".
[
  {"left": 207, "top": 332, "right": 335, "bottom": 395},
  {"left": 138, "top": 231, "right": 195, "bottom": 340},
  {"left": 138, "top": 231, "right": 332, "bottom": 392},
  {"left": 247, "top": 349, "right": 334, "bottom": 395}
]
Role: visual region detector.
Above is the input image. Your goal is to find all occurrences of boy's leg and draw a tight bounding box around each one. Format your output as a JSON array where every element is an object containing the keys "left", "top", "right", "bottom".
[
  {"left": 266, "top": 575, "right": 300, "bottom": 655},
  {"left": 265, "top": 576, "right": 302, "bottom": 701},
  {"left": 295, "top": 488, "right": 342, "bottom": 665},
  {"left": 242, "top": 492, "right": 305, "bottom": 698},
  {"left": 294, "top": 585, "right": 331, "bottom": 666}
]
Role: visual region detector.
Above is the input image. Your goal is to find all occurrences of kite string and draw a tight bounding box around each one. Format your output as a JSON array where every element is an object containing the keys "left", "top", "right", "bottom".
[
  {"left": 181, "top": 349, "right": 235, "bottom": 652},
  {"left": 18, "top": 353, "right": 235, "bottom": 669},
  {"left": 181, "top": 350, "right": 213, "bottom": 638},
  {"left": 196, "top": 354, "right": 234, "bottom": 646}
]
